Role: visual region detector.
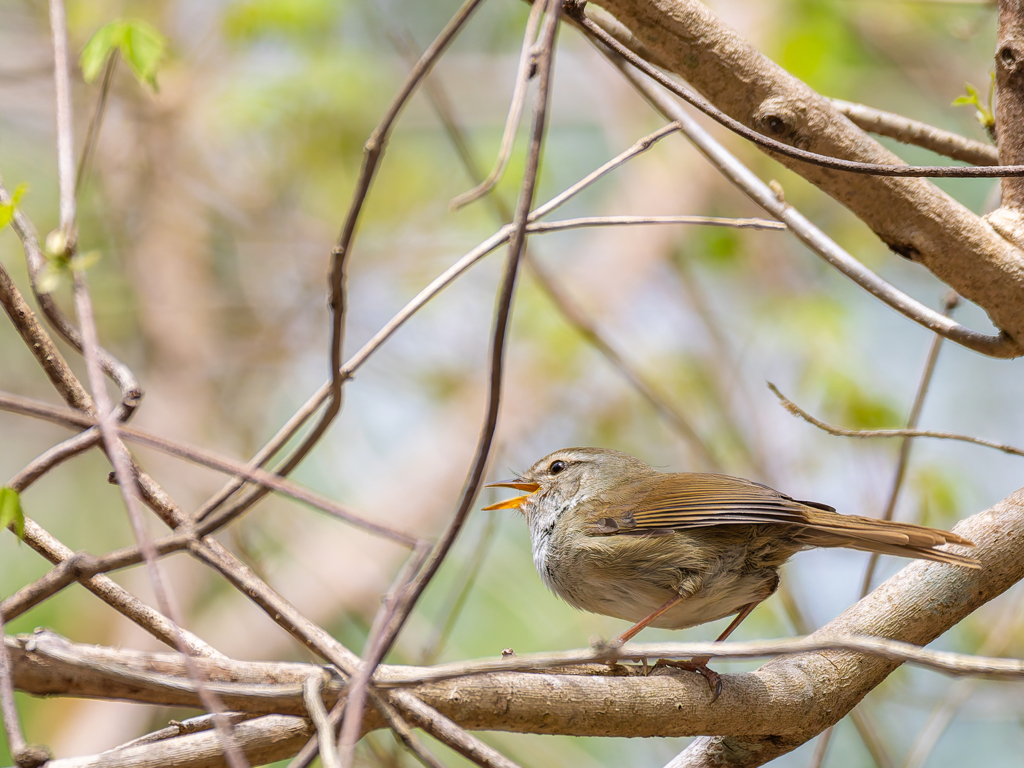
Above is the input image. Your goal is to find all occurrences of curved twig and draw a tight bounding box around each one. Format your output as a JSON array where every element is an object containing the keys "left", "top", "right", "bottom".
[
  {"left": 6, "top": 198, "right": 142, "bottom": 417},
  {"left": 302, "top": 675, "right": 339, "bottom": 768},
  {"left": 449, "top": 0, "right": 545, "bottom": 210},
  {"left": 768, "top": 382, "right": 1024, "bottom": 458},
  {"left": 188, "top": 0, "right": 488, "bottom": 545},
  {"left": 190, "top": 119, "right": 689, "bottom": 536}
]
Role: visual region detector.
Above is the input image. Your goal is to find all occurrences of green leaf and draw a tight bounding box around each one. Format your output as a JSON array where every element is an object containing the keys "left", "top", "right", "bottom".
[
  {"left": 223, "top": 0, "right": 338, "bottom": 43},
  {"left": 0, "top": 487, "right": 25, "bottom": 540},
  {"left": 80, "top": 19, "right": 168, "bottom": 90},
  {"left": 0, "top": 183, "right": 28, "bottom": 229},
  {"left": 953, "top": 80, "right": 995, "bottom": 129},
  {"left": 80, "top": 22, "right": 122, "bottom": 82}
]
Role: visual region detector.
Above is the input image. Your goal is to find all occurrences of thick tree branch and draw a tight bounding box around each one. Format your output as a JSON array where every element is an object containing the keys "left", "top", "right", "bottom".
[
  {"left": 590, "top": 0, "right": 1024, "bottom": 347},
  {"left": 9, "top": 486, "right": 1024, "bottom": 761}
]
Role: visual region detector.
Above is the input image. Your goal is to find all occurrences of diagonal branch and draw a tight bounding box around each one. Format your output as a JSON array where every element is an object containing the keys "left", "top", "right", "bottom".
[
  {"left": 586, "top": 0, "right": 1024, "bottom": 349},
  {"left": 592, "top": 44, "right": 1018, "bottom": 358}
]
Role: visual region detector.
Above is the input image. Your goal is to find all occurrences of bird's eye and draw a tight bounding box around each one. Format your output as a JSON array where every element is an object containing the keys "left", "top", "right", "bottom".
[{"left": 549, "top": 460, "right": 567, "bottom": 475}]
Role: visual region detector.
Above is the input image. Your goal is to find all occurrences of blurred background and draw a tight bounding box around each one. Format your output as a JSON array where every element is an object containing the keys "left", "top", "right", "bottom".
[{"left": 1, "top": 0, "right": 1023, "bottom": 765}]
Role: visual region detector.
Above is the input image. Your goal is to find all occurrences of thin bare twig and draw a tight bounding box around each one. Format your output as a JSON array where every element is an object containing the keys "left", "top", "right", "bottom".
[
  {"left": 419, "top": 511, "right": 499, "bottom": 665},
  {"left": 287, "top": 550, "right": 443, "bottom": 768},
  {"left": 6, "top": 429, "right": 101, "bottom": 493},
  {"left": 191, "top": 393, "right": 331, "bottom": 523},
  {"left": 0, "top": 248, "right": 95, "bottom": 414},
  {"left": 806, "top": 727, "right": 834, "bottom": 768},
  {"left": 380, "top": 636, "right": 1024, "bottom": 685},
  {"left": 861, "top": 292, "right": 959, "bottom": 595},
  {"left": 303, "top": 674, "right": 340, "bottom": 768},
  {"left": 525, "top": 214, "right": 784, "bottom": 233},
  {"left": 0, "top": 604, "right": 40, "bottom": 767},
  {"left": 109, "top": 714, "right": 260, "bottom": 752},
  {"left": 768, "top": 383, "right": 1024, "bottom": 458},
  {"left": 449, "top": 0, "right": 545, "bottom": 210},
  {"left": 361, "top": 0, "right": 562, "bottom": 699},
  {"left": 2, "top": 187, "right": 142, "bottom": 416},
  {"left": 324, "top": 0, "right": 488, "bottom": 447},
  {"left": 368, "top": 695, "right": 447, "bottom": 768},
  {"left": 76, "top": 50, "right": 118, "bottom": 195},
  {"left": 338, "top": 543, "right": 431, "bottom": 765},
  {"left": 388, "top": 690, "right": 522, "bottom": 768},
  {"left": 48, "top": 0, "right": 75, "bottom": 234}
]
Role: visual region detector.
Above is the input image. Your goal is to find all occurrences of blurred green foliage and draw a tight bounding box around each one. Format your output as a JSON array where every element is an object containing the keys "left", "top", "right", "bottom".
[
  {"left": 820, "top": 372, "right": 901, "bottom": 430},
  {"left": 222, "top": 0, "right": 343, "bottom": 43},
  {"left": 774, "top": 0, "right": 871, "bottom": 93}
]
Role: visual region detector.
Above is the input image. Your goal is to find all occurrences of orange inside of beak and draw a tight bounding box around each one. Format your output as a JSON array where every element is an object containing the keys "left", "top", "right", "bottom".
[{"left": 482, "top": 480, "right": 540, "bottom": 511}]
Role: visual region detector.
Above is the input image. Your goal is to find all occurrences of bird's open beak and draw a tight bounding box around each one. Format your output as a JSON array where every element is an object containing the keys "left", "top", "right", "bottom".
[{"left": 481, "top": 480, "right": 540, "bottom": 511}]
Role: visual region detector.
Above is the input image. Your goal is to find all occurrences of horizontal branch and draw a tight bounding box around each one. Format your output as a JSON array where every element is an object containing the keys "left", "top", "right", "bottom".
[
  {"left": 8, "top": 478, "right": 1024, "bottom": 752},
  {"left": 11, "top": 625, "right": 1024, "bottom": 718}
]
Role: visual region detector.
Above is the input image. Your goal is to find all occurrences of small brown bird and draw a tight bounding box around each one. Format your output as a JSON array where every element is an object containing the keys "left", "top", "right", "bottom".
[{"left": 484, "top": 447, "right": 979, "bottom": 699}]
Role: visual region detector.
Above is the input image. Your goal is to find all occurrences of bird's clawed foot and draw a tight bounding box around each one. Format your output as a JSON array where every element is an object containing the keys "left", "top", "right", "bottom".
[{"left": 654, "top": 655, "right": 723, "bottom": 702}]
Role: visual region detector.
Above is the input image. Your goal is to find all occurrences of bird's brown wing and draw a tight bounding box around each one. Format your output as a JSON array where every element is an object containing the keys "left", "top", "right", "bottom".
[{"left": 590, "top": 473, "right": 978, "bottom": 568}]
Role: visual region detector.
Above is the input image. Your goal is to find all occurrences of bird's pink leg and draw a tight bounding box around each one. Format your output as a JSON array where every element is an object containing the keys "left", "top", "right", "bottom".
[{"left": 614, "top": 594, "right": 685, "bottom": 644}]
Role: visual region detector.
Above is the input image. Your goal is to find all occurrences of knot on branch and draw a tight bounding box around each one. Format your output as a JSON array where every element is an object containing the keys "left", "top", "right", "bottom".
[
  {"left": 753, "top": 99, "right": 809, "bottom": 149},
  {"left": 14, "top": 745, "right": 51, "bottom": 768},
  {"left": 998, "top": 40, "right": 1024, "bottom": 76},
  {"left": 880, "top": 235, "right": 922, "bottom": 262}
]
